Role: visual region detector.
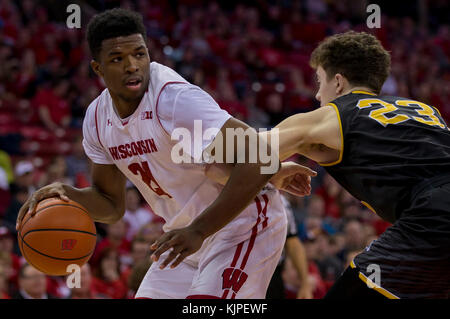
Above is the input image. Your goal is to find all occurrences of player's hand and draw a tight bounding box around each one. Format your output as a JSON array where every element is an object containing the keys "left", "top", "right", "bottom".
[
  {"left": 150, "top": 226, "right": 205, "bottom": 269},
  {"left": 16, "top": 182, "right": 70, "bottom": 231},
  {"left": 269, "top": 162, "right": 317, "bottom": 196}
]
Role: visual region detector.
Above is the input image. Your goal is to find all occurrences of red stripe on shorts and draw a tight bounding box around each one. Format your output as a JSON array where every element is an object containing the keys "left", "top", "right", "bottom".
[
  {"left": 239, "top": 196, "right": 266, "bottom": 270},
  {"left": 221, "top": 195, "right": 269, "bottom": 299}
]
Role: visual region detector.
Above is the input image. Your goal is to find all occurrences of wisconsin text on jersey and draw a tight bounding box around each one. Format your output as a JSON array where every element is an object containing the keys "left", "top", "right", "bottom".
[{"left": 108, "top": 138, "right": 158, "bottom": 160}]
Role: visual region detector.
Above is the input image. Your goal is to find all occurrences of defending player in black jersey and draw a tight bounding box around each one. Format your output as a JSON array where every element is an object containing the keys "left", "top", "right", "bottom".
[{"left": 270, "top": 31, "right": 450, "bottom": 299}]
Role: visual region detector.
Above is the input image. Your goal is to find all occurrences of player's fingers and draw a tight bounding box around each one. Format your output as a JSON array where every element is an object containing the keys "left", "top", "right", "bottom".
[
  {"left": 287, "top": 181, "right": 304, "bottom": 194},
  {"left": 151, "top": 236, "right": 177, "bottom": 261},
  {"left": 150, "top": 232, "right": 172, "bottom": 250},
  {"left": 285, "top": 184, "right": 308, "bottom": 197},
  {"left": 28, "top": 197, "right": 39, "bottom": 216},
  {"left": 55, "top": 189, "right": 69, "bottom": 202},
  {"left": 169, "top": 249, "right": 190, "bottom": 269},
  {"left": 292, "top": 166, "right": 317, "bottom": 177},
  {"left": 16, "top": 202, "right": 30, "bottom": 230},
  {"left": 159, "top": 246, "right": 183, "bottom": 269},
  {"left": 290, "top": 177, "right": 309, "bottom": 192},
  {"left": 294, "top": 173, "right": 311, "bottom": 184}
]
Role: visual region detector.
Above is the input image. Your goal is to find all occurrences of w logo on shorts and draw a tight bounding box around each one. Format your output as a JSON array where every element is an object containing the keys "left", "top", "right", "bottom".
[
  {"left": 61, "top": 239, "right": 77, "bottom": 251},
  {"left": 222, "top": 267, "right": 248, "bottom": 294}
]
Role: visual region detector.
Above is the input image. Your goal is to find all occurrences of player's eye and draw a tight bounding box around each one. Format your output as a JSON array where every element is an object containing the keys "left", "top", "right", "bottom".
[
  {"left": 111, "top": 57, "right": 122, "bottom": 63},
  {"left": 135, "top": 52, "right": 145, "bottom": 58}
]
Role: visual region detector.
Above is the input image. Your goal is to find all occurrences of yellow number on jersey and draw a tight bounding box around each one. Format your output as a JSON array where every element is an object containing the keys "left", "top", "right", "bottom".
[
  {"left": 357, "top": 98, "right": 446, "bottom": 129},
  {"left": 395, "top": 100, "right": 445, "bottom": 129},
  {"left": 356, "top": 99, "right": 409, "bottom": 126}
]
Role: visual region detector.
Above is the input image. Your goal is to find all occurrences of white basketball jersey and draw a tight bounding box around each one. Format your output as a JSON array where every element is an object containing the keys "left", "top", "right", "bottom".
[{"left": 82, "top": 62, "right": 281, "bottom": 235}]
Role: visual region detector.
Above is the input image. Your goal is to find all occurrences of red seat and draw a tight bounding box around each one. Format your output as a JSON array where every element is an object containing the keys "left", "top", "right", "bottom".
[
  {"left": 21, "top": 139, "right": 72, "bottom": 156},
  {"left": 20, "top": 126, "right": 51, "bottom": 141}
]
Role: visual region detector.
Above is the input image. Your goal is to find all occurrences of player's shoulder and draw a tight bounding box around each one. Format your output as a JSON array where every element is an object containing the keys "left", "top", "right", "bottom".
[
  {"left": 82, "top": 88, "right": 111, "bottom": 130},
  {"left": 84, "top": 88, "right": 110, "bottom": 121}
]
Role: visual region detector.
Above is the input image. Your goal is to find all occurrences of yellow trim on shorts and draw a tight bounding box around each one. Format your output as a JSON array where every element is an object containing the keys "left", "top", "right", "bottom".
[
  {"left": 351, "top": 90, "right": 377, "bottom": 96},
  {"left": 350, "top": 260, "right": 400, "bottom": 299},
  {"left": 319, "top": 103, "right": 344, "bottom": 167}
]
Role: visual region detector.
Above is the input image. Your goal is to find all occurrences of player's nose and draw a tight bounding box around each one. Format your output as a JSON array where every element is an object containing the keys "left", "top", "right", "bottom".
[{"left": 124, "top": 56, "right": 139, "bottom": 73}]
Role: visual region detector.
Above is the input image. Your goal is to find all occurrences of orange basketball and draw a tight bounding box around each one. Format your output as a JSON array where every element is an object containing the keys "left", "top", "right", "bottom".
[{"left": 18, "top": 197, "right": 97, "bottom": 276}]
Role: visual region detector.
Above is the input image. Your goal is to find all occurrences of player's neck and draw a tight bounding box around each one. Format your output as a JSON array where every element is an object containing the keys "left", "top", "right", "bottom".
[
  {"left": 341, "top": 86, "right": 375, "bottom": 96},
  {"left": 110, "top": 92, "right": 143, "bottom": 119}
]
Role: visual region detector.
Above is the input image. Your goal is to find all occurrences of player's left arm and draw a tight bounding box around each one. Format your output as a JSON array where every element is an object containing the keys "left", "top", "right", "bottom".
[
  {"left": 151, "top": 117, "right": 314, "bottom": 269},
  {"left": 204, "top": 104, "right": 342, "bottom": 195}
]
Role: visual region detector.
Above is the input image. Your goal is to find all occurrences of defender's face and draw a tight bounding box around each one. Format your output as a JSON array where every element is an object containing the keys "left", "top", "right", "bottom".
[
  {"left": 92, "top": 34, "right": 150, "bottom": 102},
  {"left": 315, "top": 66, "right": 338, "bottom": 107}
]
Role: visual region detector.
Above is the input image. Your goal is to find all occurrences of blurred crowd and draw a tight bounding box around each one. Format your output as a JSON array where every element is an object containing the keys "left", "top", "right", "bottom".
[{"left": 0, "top": 0, "right": 449, "bottom": 299}]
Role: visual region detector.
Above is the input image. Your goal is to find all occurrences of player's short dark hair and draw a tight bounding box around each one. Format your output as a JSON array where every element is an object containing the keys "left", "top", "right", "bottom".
[
  {"left": 86, "top": 8, "right": 147, "bottom": 60},
  {"left": 310, "top": 31, "right": 391, "bottom": 94}
]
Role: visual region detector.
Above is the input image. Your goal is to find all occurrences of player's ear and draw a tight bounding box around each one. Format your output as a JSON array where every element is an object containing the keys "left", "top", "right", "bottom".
[
  {"left": 90, "top": 59, "right": 103, "bottom": 77},
  {"left": 334, "top": 73, "right": 346, "bottom": 95}
]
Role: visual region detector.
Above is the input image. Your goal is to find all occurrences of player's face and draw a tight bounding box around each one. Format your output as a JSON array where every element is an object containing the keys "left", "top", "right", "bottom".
[
  {"left": 315, "top": 66, "right": 338, "bottom": 107},
  {"left": 92, "top": 34, "right": 150, "bottom": 103}
]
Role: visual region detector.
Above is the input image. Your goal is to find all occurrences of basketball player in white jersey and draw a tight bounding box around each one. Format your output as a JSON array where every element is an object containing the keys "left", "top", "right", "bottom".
[{"left": 16, "top": 9, "right": 316, "bottom": 298}]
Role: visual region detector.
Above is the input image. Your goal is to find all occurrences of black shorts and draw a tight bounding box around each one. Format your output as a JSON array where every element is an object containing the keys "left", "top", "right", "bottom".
[{"left": 344, "top": 179, "right": 450, "bottom": 299}]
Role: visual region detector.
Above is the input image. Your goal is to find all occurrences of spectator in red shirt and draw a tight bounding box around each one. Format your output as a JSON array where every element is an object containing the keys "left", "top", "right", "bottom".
[
  {"left": 120, "top": 236, "right": 152, "bottom": 295},
  {"left": 92, "top": 219, "right": 131, "bottom": 267},
  {"left": 68, "top": 263, "right": 100, "bottom": 299},
  {"left": 0, "top": 251, "right": 12, "bottom": 299},
  {"left": 0, "top": 226, "right": 21, "bottom": 290},
  {"left": 32, "top": 78, "right": 71, "bottom": 131},
  {"left": 91, "top": 247, "right": 128, "bottom": 299}
]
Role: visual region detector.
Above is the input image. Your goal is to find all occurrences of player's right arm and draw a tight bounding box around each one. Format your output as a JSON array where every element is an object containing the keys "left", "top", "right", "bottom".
[
  {"left": 263, "top": 104, "right": 343, "bottom": 164},
  {"left": 16, "top": 163, "right": 126, "bottom": 230}
]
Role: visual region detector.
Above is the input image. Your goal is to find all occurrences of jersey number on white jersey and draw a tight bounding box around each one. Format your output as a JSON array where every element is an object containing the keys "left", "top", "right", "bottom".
[{"left": 128, "top": 161, "right": 172, "bottom": 198}]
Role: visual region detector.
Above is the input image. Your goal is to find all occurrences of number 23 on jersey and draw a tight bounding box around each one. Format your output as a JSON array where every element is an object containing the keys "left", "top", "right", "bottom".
[{"left": 357, "top": 98, "right": 447, "bottom": 129}]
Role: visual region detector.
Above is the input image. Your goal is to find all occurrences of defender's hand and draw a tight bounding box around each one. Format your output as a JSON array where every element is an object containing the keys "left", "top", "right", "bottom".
[
  {"left": 270, "top": 162, "right": 317, "bottom": 196},
  {"left": 16, "top": 182, "right": 69, "bottom": 231},
  {"left": 150, "top": 226, "right": 205, "bottom": 269}
]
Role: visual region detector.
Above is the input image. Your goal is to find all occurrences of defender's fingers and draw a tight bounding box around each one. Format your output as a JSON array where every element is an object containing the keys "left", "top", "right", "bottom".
[
  {"left": 288, "top": 184, "right": 310, "bottom": 196},
  {"left": 292, "top": 166, "right": 317, "bottom": 176},
  {"left": 284, "top": 185, "right": 307, "bottom": 197}
]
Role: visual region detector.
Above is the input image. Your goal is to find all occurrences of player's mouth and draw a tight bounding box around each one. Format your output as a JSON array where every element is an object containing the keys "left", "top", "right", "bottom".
[{"left": 124, "top": 77, "right": 143, "bottom": 91}]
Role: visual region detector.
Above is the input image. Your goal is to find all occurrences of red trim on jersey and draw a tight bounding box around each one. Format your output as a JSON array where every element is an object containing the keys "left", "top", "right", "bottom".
[
  {"left": 261, "top": 194, "right": 269, "bottom": 228},
  {"left": 94, "top": 99, "right": 104, "bottom": 148},
  {"left": 154, "top": 81, "right": 187, "bottom": 136},
  {"left": 186, "top": 295, "right": 220, "bottom": 299}
]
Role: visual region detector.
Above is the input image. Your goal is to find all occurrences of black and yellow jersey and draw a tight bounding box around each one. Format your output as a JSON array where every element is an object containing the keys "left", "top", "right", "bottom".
[{"left": 322, "top": 90, "right": 450, "bottom": 223}]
